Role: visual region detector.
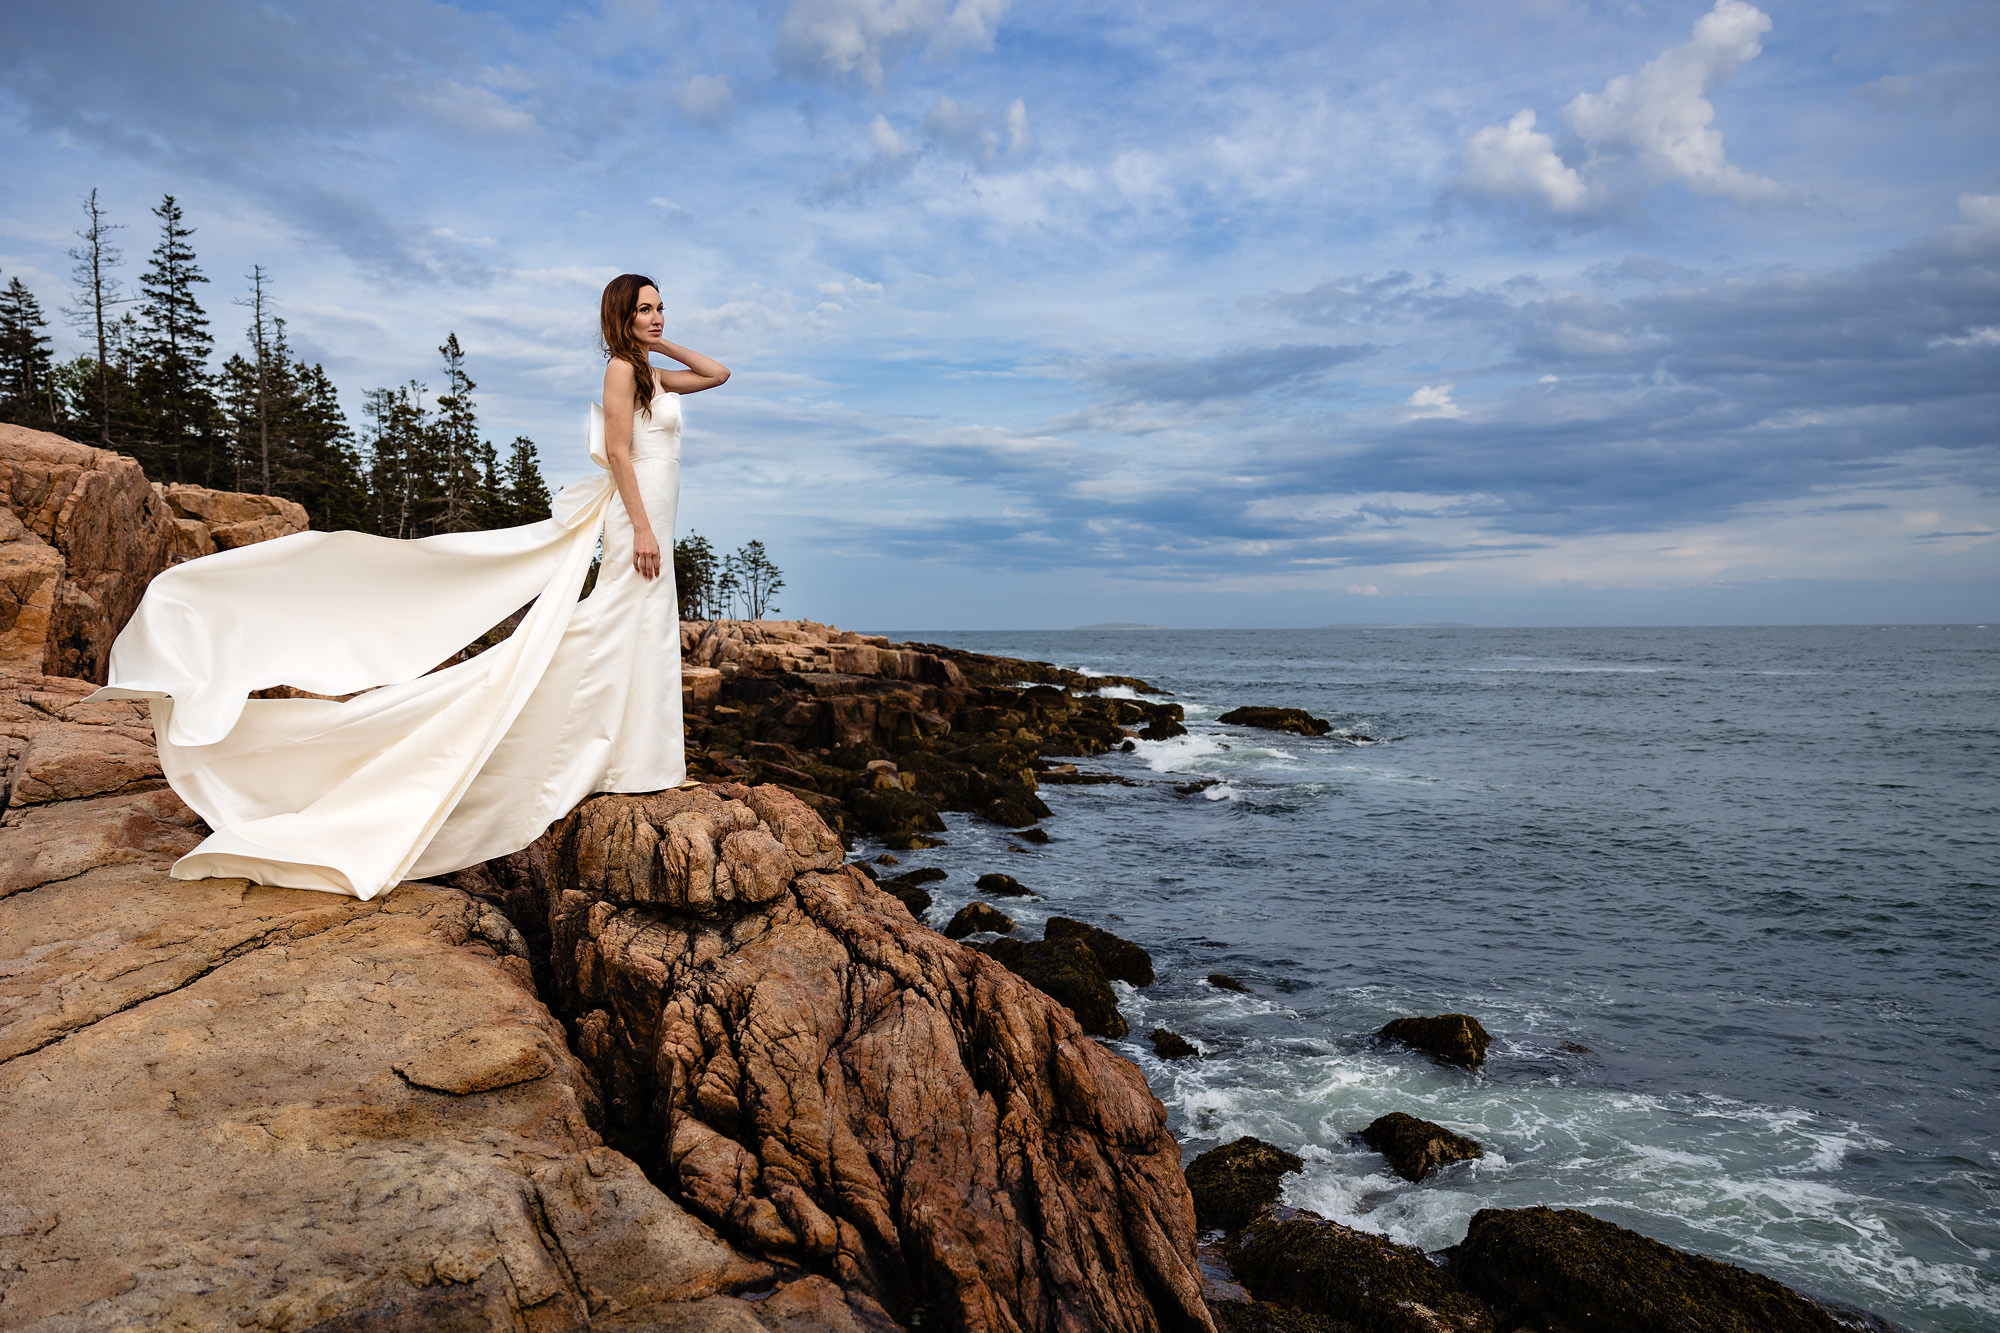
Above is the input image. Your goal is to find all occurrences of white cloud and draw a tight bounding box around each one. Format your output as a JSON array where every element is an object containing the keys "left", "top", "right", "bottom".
[
  {"left": 673, "top": 73, "right": 734, "bottom": 124},
  {"left": 1563, "top": 0, "right": 1782, "bottom": 203},
  {"left": 1455, "top": 0, "right": 1783, "bottom": 218},
  {"left": 1458, "top": 109, "right": 1590, "bottom": 213},
  {"left": 1345, "top": 583, "right": 1381, "bottom": 596},
  {"left": 1931, "top": 325, "right": 2000, "bottom": 348},
  {"left": 870, "top": 113, "right": 914, "bottom": 157},
  {"left": 777, "top": 0, "right": 1013, "bottom": 88},
  {"left": 1407, "top": 384, "right": 1465, "bottom": 419}
]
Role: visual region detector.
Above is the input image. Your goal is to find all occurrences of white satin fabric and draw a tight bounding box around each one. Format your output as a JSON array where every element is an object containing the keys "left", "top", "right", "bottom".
[{"left": 89, "top": 392, "right": 687, "bottom": 900}]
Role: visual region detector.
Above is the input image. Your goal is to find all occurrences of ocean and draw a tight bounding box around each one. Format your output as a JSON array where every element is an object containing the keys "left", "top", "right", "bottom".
[{"left": 870, "top": 625, "right": 1999, "bottom": 1332}]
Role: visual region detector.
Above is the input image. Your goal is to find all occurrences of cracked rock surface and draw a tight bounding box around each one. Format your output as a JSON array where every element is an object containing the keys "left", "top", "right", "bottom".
[
  {"left": 0, "top": 669, "right": 885, "bottom": 1332},
  {"left": 476, "top": 783, "right": 1214, "bottom": 1333}
]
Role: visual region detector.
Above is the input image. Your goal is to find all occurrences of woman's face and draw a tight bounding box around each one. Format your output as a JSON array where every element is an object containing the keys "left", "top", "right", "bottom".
[{"left": 629, "top": 286, "right": 664, "bottom": 344}]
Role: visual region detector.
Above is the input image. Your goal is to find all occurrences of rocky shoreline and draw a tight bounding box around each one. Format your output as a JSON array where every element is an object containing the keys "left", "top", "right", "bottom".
[{"left": 0, "top": 426, "right": 1903, "bottom": 1331}]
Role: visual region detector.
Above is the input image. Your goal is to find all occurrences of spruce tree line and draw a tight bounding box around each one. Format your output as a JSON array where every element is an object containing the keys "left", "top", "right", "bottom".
[
  {"left": 673, "top": 536, "right": 784, "bottom": 622},
  {"left": 0, "top": 191, "right": 551, "bottom": 537}
]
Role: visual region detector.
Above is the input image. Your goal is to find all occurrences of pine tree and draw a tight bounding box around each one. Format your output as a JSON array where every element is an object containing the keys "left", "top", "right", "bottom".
[
  {"left": 673, "top": 533, "right": 717, "bottom": 621},
  {"left": 65, "top": 189, "right": 125, "bottom": 445},
  {"left": 364, "top": 382, "right": 428, "bottom": 539},
  {"left": 217, "top": 352, "right": 260, "bottom": 490},
  {"left": 0, "top": 274, "right": 58, "bottom": 428},
  {"left": 237, "top": 265, "right": 275, "bottom": 493},
  {"left": 284, "top": 357, "right": 370, "bottom": 532},
  {"left": 734, "top": 539, "right": 784, "bottom": 620},
  {"left": 136, "top": 195, "right": 216, "bottom": 483},
  {"left": 503, "top": 437, "right": 552, "bottom": 524},
  {"left": 430, "top": 333, "right": 482, "bottom": 533}
]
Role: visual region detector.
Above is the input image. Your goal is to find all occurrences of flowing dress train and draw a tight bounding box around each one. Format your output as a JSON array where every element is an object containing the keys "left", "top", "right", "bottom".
[{"left": 89, "top": 391, "right": 687, "bottom": 901}]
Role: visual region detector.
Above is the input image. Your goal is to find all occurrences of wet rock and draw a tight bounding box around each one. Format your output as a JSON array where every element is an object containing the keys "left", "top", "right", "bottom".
[
  {"left": 1359, "top": 1113, "right": 1482, "bottom": 1183},
  {"left": 944, "top": 901, "right": 1016, "bottom": 939},
  {"left": 879, "top": 868, "right": 944, "bottom": 917},
  {"left": 844, "top": 785, "right": 948, "bottom": 847},
  {"left": 1016, "top": 827, "right": 1052, "bottom": 844},
  {"left": 1046, "top": 915, "right": 1156, "bottom": 986},
  {"left": 1184, "top": 1138, "right": 1304, "bottom": 1236},
  {"left": 980, "top": 935, "right": 1129, "bottom": 1039},
  {"left": 874, "top": 852, "right": 902, "bottom": 865},
  {"left": 975, "top": 870, "right": 1036, "bottom": 897},
  {"left": 1152, "top": 1028, "right": 1199, "bottom": 1060},
  {"left": 1207, "top": 973, "right": 1252, "bottom": 994},
  {"left": 891, "top": 865, "right": 948, "bottom": 886},
  {"left": 1208, "top": 1300, "right": 1357, "bottom": 1333},
  {"left": 533, "top": 784, "right": 1210, "bottom": 1330},
  {"left": 1176, "top": 778, "right": 1222, "bottom": 796},
  {"left": 1217, "top": 707, "right": 1333, "bottom": 737},
  {"left": 1451, "top": 1206, "right": 1897, "bottom": 1333},
  {"left": 1227, "top": 1208, "right": 1494, "bottom": 1333},
  {"left": 1377, "top": 1013, "right": 1492, "bottom": 1069},
  {"left": 1140, "top": 718, "right": 1188, "bottom": 740}
]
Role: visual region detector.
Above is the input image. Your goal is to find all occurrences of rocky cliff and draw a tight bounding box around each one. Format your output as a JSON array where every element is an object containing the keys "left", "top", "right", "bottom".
[
  {"left": 0, "top": 425, "right": 306, "bottom": 682},
  {"left": 0, "top": 663, "right": 1215, "bottom": 1331}
]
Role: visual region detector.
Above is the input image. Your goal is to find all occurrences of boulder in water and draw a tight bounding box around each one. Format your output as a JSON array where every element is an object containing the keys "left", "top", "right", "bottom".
[
  {"left": 1378, "top": 1012, "right": 1491, "bottom": 1068},
  {"left": 944, "top": 901, "right": 1015, "bottom": 939},
  {"left": 1184, "top": 1137, "right": 1304, "bottom": 1236},
  {"left": 1045, "top": 915, "right": 1155, "bottom": 986},
  {"left": 1207, "top": 972, "right": 1252, "bottom": 994},
  {"left": 1227, "top": 1207, "right": 1494, "bottom": 1333},
  {"left": 981, "top": 935, "right": 1128, "bottom": 1038},
  {"left": 975, "top": 870, "right": 1036, "bottom": 897},
  {"left": 1151, "top": 1028, "right": 1199, "bottom": 1060},
  {"left": 1216, "top": 706, "right": 1333, "bottom": 737},
  {"left": 1450, "top": 1206, "right": 1898, "bottom": 1333},
  {"left": 1359, "top": 1112, "right": 1481, "bottom": 1183}
]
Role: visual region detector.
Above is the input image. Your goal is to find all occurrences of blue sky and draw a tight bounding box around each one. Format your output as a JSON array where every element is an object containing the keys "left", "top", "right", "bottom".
[{"left": 2, "top": 0, "right": 1996, "bottom": 627}]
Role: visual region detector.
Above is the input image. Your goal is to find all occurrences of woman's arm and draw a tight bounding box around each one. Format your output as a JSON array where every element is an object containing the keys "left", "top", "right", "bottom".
[
  {"left": 649, "top": 337, "right": 731, "bottom": 394},
  {"left": 601, "top": 358, "right": 661, "bottom": 580}
]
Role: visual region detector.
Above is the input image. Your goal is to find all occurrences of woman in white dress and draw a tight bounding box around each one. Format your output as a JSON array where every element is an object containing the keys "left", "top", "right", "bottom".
[{"left": 90, "top": 274, "right": 729, "bottom": 902}]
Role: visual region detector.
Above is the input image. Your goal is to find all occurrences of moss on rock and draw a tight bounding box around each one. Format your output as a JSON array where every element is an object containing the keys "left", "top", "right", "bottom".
[
  {"left": 1226, "top": 1208, "right": 1494, "bottom": 1333},
  {"left": 980, "top": 936, "right": 1127, "bottom": 1037},
  {"left": 1044, "top": 915, "right": 1155, "bottom": 986},
  {"left": 1377, "top": 1013, "right": 1491, "bottom": 1068},
  {"left": 1184, "top": 1138, "right": 1305, "bottom": 1236},
  {"left": 1359, "top": 1112, "right": 1481, "bottom": 1184}
]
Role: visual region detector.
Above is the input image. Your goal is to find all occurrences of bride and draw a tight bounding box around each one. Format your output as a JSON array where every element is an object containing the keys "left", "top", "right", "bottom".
[{"left": 90, "top": 274, "right": 730, "bottom": 902}]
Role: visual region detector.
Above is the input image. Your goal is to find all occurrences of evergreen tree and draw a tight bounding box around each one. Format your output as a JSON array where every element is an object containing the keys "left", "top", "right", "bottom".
[
  {"left": 65, "top": 189, "right": 125, "bottom": 445},
  {"left": 674, "top": 533, "right": 717, "bottom": 621},
  {"left": 0, "top": 274, "right": 58, "bottom": 428},
  {"left": 474, "top": 436, "right": 504, "bottom": 528},
  {"left": 734, "top": 539, "right": 784, "bottom": 619},
  {"left": 429, "top": 333, "right": 482, "bottom": 533},
  {"left": 217, "top": 352, "right": 260, "bottom": 490},
  {"left": 237, "top": 265, "right": 275, "bottom": 493},
  {"left": 284, "top": 358, "right": 370, "bottom": 532},
  {"left": 364, "top": 382, "right": 429, "bottom": 539},
  {"left": 503, "top": 437, "right": 552, "bottom": 524},
  {"left": 135, "top": 195, "right": 217, "bottom": 483}
]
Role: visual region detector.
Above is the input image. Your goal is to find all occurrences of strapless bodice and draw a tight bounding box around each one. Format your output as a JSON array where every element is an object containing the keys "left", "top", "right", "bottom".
[{"left": 631, "top": 391, "right": 681, "bottom": 461}]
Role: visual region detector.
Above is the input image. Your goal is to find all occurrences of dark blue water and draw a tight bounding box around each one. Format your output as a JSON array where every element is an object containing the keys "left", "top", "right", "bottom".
[{"left": 870, "top": 626, "right": 2000, "bottom": 1331}]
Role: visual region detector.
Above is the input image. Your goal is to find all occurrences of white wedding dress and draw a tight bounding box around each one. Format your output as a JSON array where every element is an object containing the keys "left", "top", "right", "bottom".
[{"left": 89, "top": 391, "right": 688, "bottom": 901}]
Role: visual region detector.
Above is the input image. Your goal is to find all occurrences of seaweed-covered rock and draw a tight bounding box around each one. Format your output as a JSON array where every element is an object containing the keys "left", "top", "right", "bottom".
[
  {"left": 1046, "top": 915, "right": 1155, "bottom": 986},
  {"left": 976, "top": 870, "right": 1036, "bottom": 897},
  {"left": 1451, "top": 1206, "right": 1897, "bottom": 1333},
  {"left": 1184, "top": 1138, "right": 1304, "bottom": 1236},
  {"left": 1140, "top": 718, "right": 1188, "bottom": 740},
  {"left": 878, "top": 879, "right": 933, "bottom": 917},
  {"left": 1377, "top": 1013, "right": 1491, "bottom": 1068},
  {"left": 980, "top": 935, "right": 1127, "bottom": 1038},
  {"left": 843, "top": 786, "right": 947, "bottom": 848},
  {"left": 1359, "top": 1113, "right": 1481, "bottom": 1184},
  {"left": 1209, "top": 1299, "right": 1357, "bottom": 1332},
  {"left": 1152, "top": 1028, "right": 1199, "bottom": 1060},
  {"left": 944, "top": 901, "right": 1016, "bottom": 939},
  {"left": 1217, "top": 707, "right": 1332, "bottom": 737},
  {"left": 1227, "top": 1208, "right": 1494, "bottom": 1333},
  {"left": 1208, "top": 973, "right": 1252, "bottom": 994}
]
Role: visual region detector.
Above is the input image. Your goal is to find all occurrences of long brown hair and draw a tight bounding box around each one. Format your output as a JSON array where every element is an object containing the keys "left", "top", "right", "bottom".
[{"left": 599, "top": 273, "right": 660, "bottom": 418}]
